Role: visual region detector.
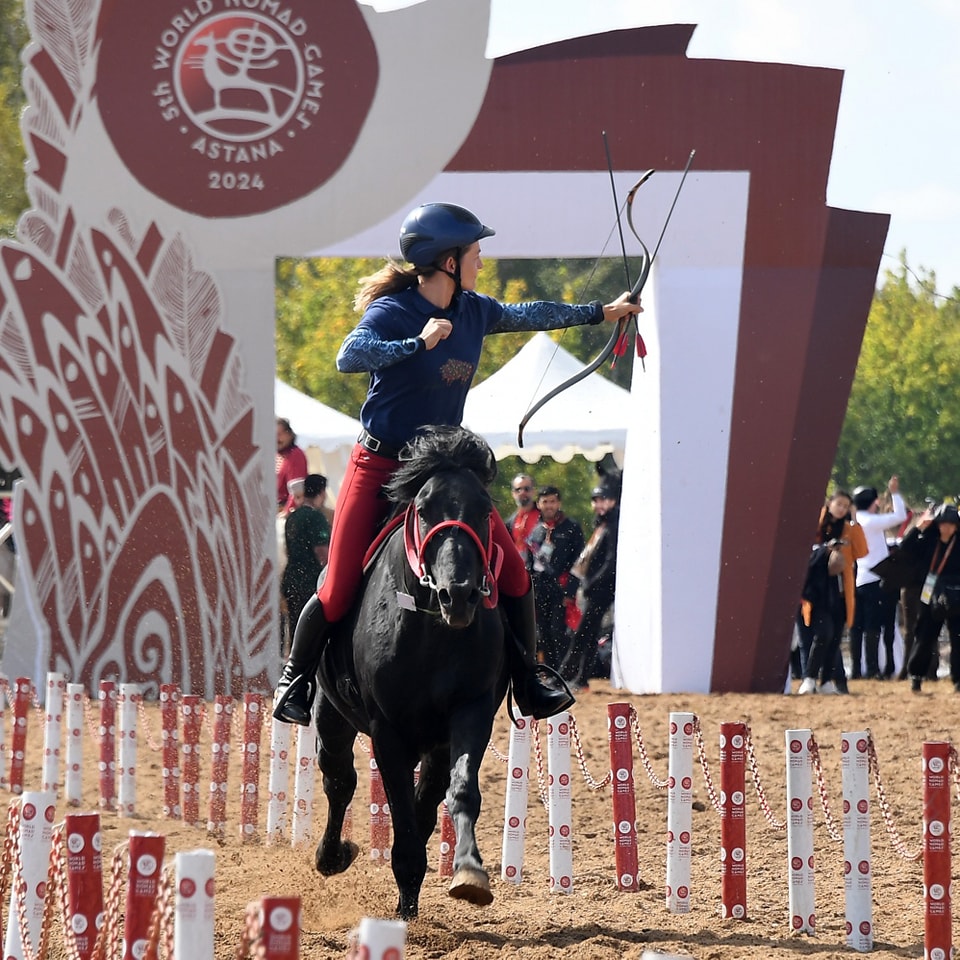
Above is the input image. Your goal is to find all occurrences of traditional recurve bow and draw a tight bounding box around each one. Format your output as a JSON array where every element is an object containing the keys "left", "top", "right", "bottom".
[{"left": 516, "top": 145, "right": 695, "bottom": 448}]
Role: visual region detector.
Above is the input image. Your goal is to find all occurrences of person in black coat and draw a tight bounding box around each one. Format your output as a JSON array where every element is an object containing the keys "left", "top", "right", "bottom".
[
  {"left": 560, "top": 476, "right": 620, "bottom": 690},
  {"left": 900, "top": 503, "right": 960, "bottom": 692}
]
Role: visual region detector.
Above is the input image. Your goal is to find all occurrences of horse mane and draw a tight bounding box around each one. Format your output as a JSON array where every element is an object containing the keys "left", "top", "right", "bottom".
[{"left": 384, "top": 426, "right": 497, "bottom": 504}]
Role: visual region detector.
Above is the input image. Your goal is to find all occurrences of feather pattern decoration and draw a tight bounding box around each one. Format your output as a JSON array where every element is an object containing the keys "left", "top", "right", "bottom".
[{"left": 0, "top": 0, "right": 274, "bottom": 695}]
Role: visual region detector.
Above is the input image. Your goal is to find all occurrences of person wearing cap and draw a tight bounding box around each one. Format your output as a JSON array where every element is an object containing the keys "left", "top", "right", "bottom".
[
  {"left": 847, "top": 476, "right": 907, "bottom": 680},
  {"left": 272, "top": 202, "right": 639, "bottom": 726},
  {"left": 560, "top": 474, "right": 621, "bottom": 691},
  {"left": 900, "top": 502, "right": 960, "bottom": 692}
]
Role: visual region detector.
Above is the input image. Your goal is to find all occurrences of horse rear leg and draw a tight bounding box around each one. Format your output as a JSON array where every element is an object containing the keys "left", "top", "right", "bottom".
[
  {"left": 370, "top": 723, "right": 424, "bottom": 919},
  {"left": 447, "top": 701, "right": 496, "bottom": 907},
  {"left": 314, "top": 695, "right": 359, "bottom": 876}
]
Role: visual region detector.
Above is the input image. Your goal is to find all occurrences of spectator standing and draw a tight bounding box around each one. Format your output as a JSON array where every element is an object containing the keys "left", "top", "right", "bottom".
[
  {"left": 506, "top": 474, "right": 539, "bottom": 566},
  {"left": 526, "top": 486, "right": 585, "bottom": 671},
  {"left": 797, "top": 490, "right": 867, "bottom": 694},
  {"left": 561, "top": 475, "right": 621, "bottom": 691},
  {"left": 276, "top": 417, "right": 308, "bottom": 512},
  {"left": 281, "top": 474, "right": 331, "bottom": 655},
  {"left": 902, "top": 503, "right": 960, "bottom": 693},
  {"left": 847, "top": 477, "right": 907, "bottom": 679}
]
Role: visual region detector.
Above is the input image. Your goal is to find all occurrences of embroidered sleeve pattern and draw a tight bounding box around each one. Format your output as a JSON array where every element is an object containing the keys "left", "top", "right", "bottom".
[
  {"left": 336, "top": 327, "right": 420, "bottom": 372},
  {"left": 493, "top": 300, "right": 603, "bottom": 333}
]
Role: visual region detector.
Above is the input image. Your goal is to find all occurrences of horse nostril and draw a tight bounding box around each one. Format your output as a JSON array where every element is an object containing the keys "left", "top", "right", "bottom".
[{"left": 438, "top": 588, "right": 452, "bottom": 607}]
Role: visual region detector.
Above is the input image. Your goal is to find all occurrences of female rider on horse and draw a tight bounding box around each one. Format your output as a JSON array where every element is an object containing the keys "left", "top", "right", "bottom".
[{"left": 273, "top": 202, "right": 639, "bottom": 725}]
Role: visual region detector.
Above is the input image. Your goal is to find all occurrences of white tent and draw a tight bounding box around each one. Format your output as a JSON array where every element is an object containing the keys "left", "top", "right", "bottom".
[
  {"left": 463, "top": 333, "right": 630, "bottom": 464},
  {"left": 274, "top": 379, "right": 361, "bottom": 499}
]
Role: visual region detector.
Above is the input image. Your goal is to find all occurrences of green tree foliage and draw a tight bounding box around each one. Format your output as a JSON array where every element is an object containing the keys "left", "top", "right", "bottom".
[
  {"left": 0, "top": 0, "right": 27, "bottom": 238},
  {"left": 834, "top": 256, "right": 960, "bottom": 504}
]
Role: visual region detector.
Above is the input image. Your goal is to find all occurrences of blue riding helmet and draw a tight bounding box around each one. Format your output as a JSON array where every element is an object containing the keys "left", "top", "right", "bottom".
[{"left": 399, "top": 203, "right": 495, "bottom": 268}]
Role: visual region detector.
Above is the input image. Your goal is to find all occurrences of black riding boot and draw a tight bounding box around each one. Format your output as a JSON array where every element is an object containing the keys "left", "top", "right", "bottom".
[
  {"left": 501, "top": 587, "right": 576, "bottom": 720},
  {"left": 273, "top": 594, "right": 330, "bottom": 726}
]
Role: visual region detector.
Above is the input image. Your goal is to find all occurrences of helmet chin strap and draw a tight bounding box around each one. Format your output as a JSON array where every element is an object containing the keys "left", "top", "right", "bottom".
[{"left": 433, "top": 247, "right": 462, "bottom": 309}]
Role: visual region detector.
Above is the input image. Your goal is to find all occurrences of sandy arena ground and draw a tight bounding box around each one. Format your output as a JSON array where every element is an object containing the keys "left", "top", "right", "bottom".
[{"left": 2, "top": 674, "right": 954, "bottom": 959}]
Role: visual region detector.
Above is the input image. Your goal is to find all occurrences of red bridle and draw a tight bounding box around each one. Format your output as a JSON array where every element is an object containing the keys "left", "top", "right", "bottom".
[{"left": 403, "top": 502, "right": 503, "bottom": 609}]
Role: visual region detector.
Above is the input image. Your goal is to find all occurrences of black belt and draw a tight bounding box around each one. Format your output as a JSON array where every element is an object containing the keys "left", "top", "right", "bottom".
[{"left": 358, "top": 428, "right": 402, "bottom": 460}]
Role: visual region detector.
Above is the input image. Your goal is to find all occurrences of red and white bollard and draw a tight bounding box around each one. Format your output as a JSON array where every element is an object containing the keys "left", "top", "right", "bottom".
[
  {"left": 9, "top": 676, "right": 31, "bottom": 796},
  {"left": 181, "top": 695, "right": 203, "bottom": 827},
  {"left": 266, "top": 713, "right": 292, "bottom": 844},
  {"left": 174, "top": 849, "right": 216, "bottom": 958},
  {"left": 63, "top": 812, "right": 104, "bottom": 960},
  {"left": 98, "top": 680, "right": 118, "bottom": 811},
  {"left": 207, "top": 695, "right": 233, "bottom": 836},
  {"left": 118, "top": 684, "right": 139, "bottom": 817},
  {"left": 500, "top": 715, "right": 531, "bottom": 884},
  {"left": 124, "top": 831, "right": 166, "bottom": 960},
  {"left": 719, "top": 721, "right": 747, "bottom": 919},
  {"left": 240, "top": 693, "right": 264, "bottom": 843},
  {"left": 547, "top": 712, "right": 574, "bottom": 895},
  {"left": 922, "top": 740, "right": 952, "bottom": 958},
  {"left": 160, "top": 684, "right": 181, "bottom": 819},
  {"left": 369, "top": 755, "right": 391, "bottom": 864},
  {"left": 438, "top": 802, "right": 455, "bottom": 878},
  {"left": 292, "top": 724, "right": 317, "bottom": 848},
  {"left": 607, "top": 703, "right": 639, "bottom": 891},
  {"left": 64, "top": 684, "right": 85, "bottom": 806},
  {"left": 41, "top": 671, "right": 66, "bottom": 795},
  {"left": 786, "top": 728, "right": 816, "bottom": 935},
  {"left": 666, "top": 712, "right": 694, "bottom": 914},
  {"left": 3, "top": 791, "right": 57, "bottom": 960},
  {"left": 841, "top": 731, "right": 872, "bottom": 952},
  {"left": 246, "top": 896, "right": 301, "bottom": 960}
]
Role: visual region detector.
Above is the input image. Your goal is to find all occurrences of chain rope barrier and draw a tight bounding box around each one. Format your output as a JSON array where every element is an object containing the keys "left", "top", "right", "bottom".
[
  {"left": 691, "top": 716, "right": 723, "bottom": 814},
  {"left": 744, "top": 726, "right": 786, "bottom": 831},
  {"left": 808, "top": 733, "right": 844, "bottom": 843},
  {"left": 568, "top": 715, "right": 611, "bottom": 791},
  {"left": 627, "top": 706, "right": 667, "bottom": 790}
]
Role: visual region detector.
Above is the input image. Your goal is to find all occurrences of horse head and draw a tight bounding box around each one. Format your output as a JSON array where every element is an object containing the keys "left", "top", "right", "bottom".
[{"left": 387, "top": 426, "right": 501, "bottom": 630}]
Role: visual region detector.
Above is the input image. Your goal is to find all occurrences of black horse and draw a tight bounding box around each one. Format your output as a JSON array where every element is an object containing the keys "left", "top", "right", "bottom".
[{"left": 313, "top": 426, "right": 510, "bottom": 918}]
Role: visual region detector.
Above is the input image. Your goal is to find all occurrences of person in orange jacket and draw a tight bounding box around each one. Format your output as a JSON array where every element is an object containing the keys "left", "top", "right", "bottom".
[{"left": 797, "top": 489, "right": 868, "bottom": 693}]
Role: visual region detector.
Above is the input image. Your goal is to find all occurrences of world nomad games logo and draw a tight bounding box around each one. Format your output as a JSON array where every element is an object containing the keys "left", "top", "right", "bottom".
[{"left": 96, "top": 0, "right": 378, "bottom": 217}]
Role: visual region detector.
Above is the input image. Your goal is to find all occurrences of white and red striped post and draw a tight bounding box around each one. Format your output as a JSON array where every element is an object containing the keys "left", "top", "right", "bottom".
[
  {"left": 841, "top": 731, "right": 872, "bottom": 952},
  {"left": 3, "top": 791, "right": 56, "bottom": 960},
  {"left": 291, "top": 724, "right": 317, "bottom": 848},
  {"left": 98, "top": 680, "right": 118, "bottom": 811},
  {"left": 547, "top": 712, "right": 574, "bottom": 895},
  {"left": 181, "top": 695, "right": 203, "bottom": 827},
  {"left": 607, "top": 703, "right": 639, "bottom": 891},
  {"left": 437, "top": 803, "right": 455, "bottom": 878},
  {"left": 207, "top": 695, "right": 233, "bottom": 836},
  {"left": 266, "top": 713, "right": 292, "bottom": 844},
  {"left": 369, "top": 754, "right": 391, "bottom": 864},
  {"left": 719, "top": 721, "right": 747, "bottom": 919},
  {"left": 240, "top": 693, "right": 264, "bottom": 843},
  {"left": 9, "top": 676, "right": 31, "bottom": 796},
  {"left": 922, "top": 741, "right": 952, "bottom": 958},
  {"left": 64, "top": 684, "right": 85, "bottom": 806},
  {"left": 159, "top": 684, "right": 181, "bottom": 819},
  {"left": 255, "top": 896, "right": 301, "bottom": 960},
  {"left": 118, "top": 684, "right": 139, "bottom": 817},
  {"left": 785, "top": 728, "right": 816, "bottom": 935},
  {"left": 63, "top": 812, "right": 104, "bottom": 960},
  {"left": 124, "top": 831, "right": 166, "bottom": 960},
  {"left": 500, "top": 715, "right": 531, "bottom": 884},
  {"left": 666, "top": 712, "right": 694, "bottom": 914},
  {"left": 174, "top": 849, "right": 216, "bottom": 959},
  {"left": 41, "top": 671, "right": 66, "bottom": 795}
]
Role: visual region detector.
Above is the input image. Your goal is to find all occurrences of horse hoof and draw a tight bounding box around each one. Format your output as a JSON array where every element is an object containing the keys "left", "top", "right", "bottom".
[
  {"left": 315, "top": 840, "right": 359, "bottom": 876},
  {"left": 448, "top": 867, "right": 493, "bottom": 906}
]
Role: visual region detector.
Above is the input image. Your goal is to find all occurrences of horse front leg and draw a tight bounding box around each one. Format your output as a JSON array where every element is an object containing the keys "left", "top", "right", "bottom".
[
  {"left": 314, "top": 694, "right": 360, "bottom": 876},
  {"left": 370, "top": 723, "right": 423, "bottom": 919},
  {"left": 447, "top": 699, "right": 496, "bottom": 906}
]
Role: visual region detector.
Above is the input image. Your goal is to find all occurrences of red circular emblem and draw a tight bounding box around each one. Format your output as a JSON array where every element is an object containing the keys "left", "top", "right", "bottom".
[{"left": 95, "top": 0, "right": 377, "bottom": 217}]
